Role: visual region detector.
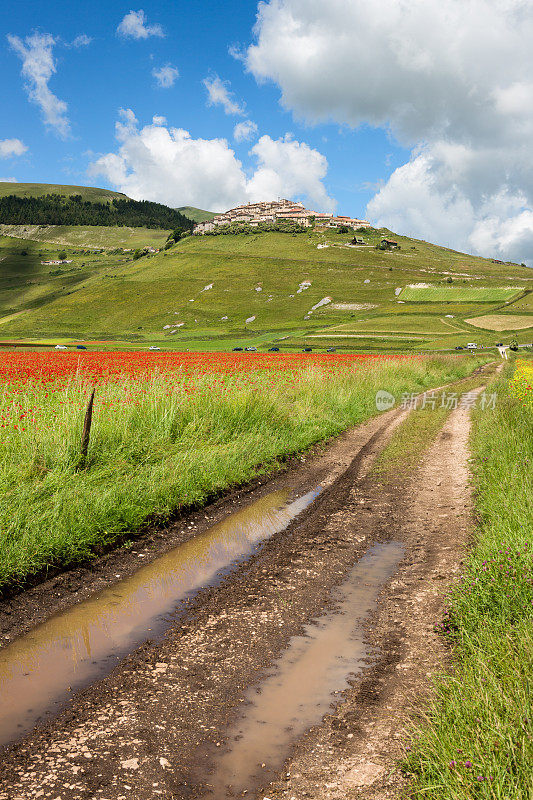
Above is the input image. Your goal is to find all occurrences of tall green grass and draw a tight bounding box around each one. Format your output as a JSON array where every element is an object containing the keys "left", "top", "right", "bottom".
[
  {"left": 0, "top": 356, "right": 482, "bottom": 592},
  {"left": 405, "top": 361, "right": 533, "bottom": 798},
  {"left": 399, "top": 286, "right": 521, "bottom": 303}
]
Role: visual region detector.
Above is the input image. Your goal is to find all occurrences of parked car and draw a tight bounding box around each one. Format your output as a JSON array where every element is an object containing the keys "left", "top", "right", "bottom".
[
  {"left": 54, "top": 344, "right": 67, "bottom": 350},
  {"left": 327, "top": 347, "right": 336, "bottom": 353},
  {"left": 302, "top": 347, "right": 312, "bottom": 352},
  {"left": 268, "top": 347, "right": 280, "bottom": 352},
  {"left": 245, "top": 346, "right": 257, "bottom": 352},
  {"left": 455, "top": 346, "right": 463, "bottom": 350},
  {"left": 232, "top": 347, "right": 243, "bottom": 351},
  {"left": 466, "top": 343, "right": 478, "bottom": 349},
  {"left": 149, "top": 346, "right": 161, "bottom": 351},
  {"left": 76, "top": 345, "right": 87, "bottom": 350}
]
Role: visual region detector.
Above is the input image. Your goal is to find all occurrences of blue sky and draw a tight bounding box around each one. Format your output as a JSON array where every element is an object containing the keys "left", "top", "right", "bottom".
[
  {"left": 1, "top": 0, "right": 408, "bottom": 218},
  {"left": 3, "top": 0, "right": 533, "bottom": 265}
]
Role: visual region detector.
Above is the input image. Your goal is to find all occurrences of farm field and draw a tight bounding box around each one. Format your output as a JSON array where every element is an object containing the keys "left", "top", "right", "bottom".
[
  {"left": 321, "top": 314, "right": 467, "bottom": 335},
  {"left": 465, "top": 313, "right": 533, "bottom": 330},
  {"left": 1, "top": 226, "right": 532, "bottom": 352},
  {"left": 399, "top": 284, "right": 523, "bottom": 302},
  {"left": 0, "top": 350, "right": 483, "bottom": 590},
  {"left": 500, "top": 292, "right": 533, "bottom": 312}
]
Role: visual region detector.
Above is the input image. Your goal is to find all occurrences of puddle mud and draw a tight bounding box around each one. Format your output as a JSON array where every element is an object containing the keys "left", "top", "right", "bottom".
[
  {"left": 0, "top": 487, "right": 321, "bottom": 749},
  {"left": 204, "top": 541, "right": 404, "bottom": 798}
]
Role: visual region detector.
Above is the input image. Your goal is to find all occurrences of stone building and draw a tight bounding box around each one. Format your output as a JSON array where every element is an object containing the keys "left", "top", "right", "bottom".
[{"left": 193, "top": 200, "right": 371, "bottom": 234}]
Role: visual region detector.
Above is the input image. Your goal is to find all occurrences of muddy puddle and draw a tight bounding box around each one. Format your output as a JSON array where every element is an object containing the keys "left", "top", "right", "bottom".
[
  {"left": 0, "top": 487, "right": 321, "bottom": 749},
  {"left": 203, "top": 541, "right": 404, "bottom": 798}
]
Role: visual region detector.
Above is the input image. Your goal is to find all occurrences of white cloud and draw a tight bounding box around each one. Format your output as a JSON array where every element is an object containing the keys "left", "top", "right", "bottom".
[
  {"left": 89, "top": 110, "right": 333, "bottom": 212},
  {"left": 248, "top": 134, "right": 335, "bottom": 210},
  {"left": 89, "top": 110, "right": 249, "bottom": 210},
  {"left": 117, "top": 9, "right": 164, "bottom": 39},
  {"left": 0, "top": 139, "right": 28, "bottom": 158},
  {"left": 152, "top": 64, "right": 179, "bottom": 88},
  {"left": 203, "top": 75, "right": 244, "bottom": 116},
  {"left": 245, "top": 0, "right": 533, "bottom": 263},
  {"left": 8, "top": 32, "right": 70, "bottom": 139},
  {"left": 0, "top": 177, "right": 18, "bottom": 183},
  {"left": 70, "top": 34, "right": 92, "bottom": 48},
  {"left": 233, "top": 120, "right": 258, "bottom": 142}
]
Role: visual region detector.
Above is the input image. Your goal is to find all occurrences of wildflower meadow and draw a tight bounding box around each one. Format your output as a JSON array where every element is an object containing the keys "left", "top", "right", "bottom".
[
  {"left": 510, "top": 358, "right": 533, "bottom": 410},
  {"left": 0, "top": 350, "right": 480, "bottom": 590}
]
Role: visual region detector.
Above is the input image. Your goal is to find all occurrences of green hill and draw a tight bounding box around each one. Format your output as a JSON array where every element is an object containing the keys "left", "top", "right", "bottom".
[
  {"left": 0, "top": 193, "right": 193, "bottom": 231},
  {"left": 0, "top": 226, "right": 531, "bottom": 351},
  {"left": 0, "top": 182, "right": 128, "bottom": 203},
  {"left": 0, "top": 188, "right": 216, "bottom": 223},
  {"left": 0, "top": 224, "right": 171, "bottom": 249},
  {"left": 177, "top": 206, "right": 218, "bottom": 223}
]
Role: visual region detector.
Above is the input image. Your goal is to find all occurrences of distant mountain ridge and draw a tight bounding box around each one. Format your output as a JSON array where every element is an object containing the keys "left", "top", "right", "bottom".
[{"left": 0, "top": 182, "right": 128, "bottom": 203}]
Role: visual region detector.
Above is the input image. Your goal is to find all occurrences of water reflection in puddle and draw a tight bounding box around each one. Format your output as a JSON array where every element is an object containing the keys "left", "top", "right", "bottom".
[
  {"left": 0, "top": 487, "right": 321, "bottom": 748},
  {"left": 205, "top": 541, "right": 404, "bottom": 798}
]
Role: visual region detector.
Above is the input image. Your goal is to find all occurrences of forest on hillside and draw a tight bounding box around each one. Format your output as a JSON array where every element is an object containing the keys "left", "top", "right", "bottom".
[{"left": 0, "top": 194, "right": 194, "bottom": 230}]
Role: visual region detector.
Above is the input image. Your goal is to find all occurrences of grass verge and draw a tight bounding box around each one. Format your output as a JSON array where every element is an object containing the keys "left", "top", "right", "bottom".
[
  {"left": 404, "top": 359, "right": 533, "bottom": 798},
  {"left": 0, "top": 355, "right": 487, "bottom": 592},
  {"left": 371, "top": 401, "right": 450, "bottom": 483},
  {"left": 370, "top": 372, "right": 494, "bottom": 483}
]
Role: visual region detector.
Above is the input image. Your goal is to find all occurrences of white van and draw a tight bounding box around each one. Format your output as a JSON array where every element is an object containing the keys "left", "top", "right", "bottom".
[{"left": 466, "top": 343, "right": 477, "bottom": 349}]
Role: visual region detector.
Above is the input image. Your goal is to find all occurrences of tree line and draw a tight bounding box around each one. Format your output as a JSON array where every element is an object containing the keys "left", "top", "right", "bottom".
[{"left": 0, "top": 194, "right": 194, "bottom": 231}]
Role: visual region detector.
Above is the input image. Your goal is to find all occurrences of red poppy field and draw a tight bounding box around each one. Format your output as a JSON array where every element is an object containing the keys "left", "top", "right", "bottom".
[
  {"left": 0, "top": 350, "right": 406, "bottom": 390},
  {"left": 0, "top": 351, "right": 407, "bottom": 431},
  {"left": 0, "top": 350, "right": 480, "bottom": 590}
]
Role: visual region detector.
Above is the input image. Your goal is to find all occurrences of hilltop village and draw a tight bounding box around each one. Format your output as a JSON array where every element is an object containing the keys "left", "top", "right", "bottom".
[{"left": 193, "top": 199, "right": 371, "bottom": 233}]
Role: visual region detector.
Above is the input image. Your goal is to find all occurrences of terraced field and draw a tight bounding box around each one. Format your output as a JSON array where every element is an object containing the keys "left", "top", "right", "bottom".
[
  {"left": 466, "top": 314, "right": 533, "bottom": 330},
  {"left": 322, "top": 314, "right": 467, "bottom": 335},
  {"left": 399, "top": 285, "right": 524, "bottom": 302}
]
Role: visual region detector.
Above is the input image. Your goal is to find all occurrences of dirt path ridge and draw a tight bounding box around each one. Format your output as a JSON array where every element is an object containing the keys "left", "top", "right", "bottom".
[{"left": 0, "top": 379, "right": 488, "bottom": 799}]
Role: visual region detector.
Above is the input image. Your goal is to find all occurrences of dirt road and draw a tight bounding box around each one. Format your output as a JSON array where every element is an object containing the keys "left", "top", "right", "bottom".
[{"left": 0, "top": 375, "right": 488, "bottom": 800}]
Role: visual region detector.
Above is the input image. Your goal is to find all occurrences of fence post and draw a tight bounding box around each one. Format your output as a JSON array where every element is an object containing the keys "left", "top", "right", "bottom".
[{"left": 79, "top": 388, "right": 95, "bottom": 468}]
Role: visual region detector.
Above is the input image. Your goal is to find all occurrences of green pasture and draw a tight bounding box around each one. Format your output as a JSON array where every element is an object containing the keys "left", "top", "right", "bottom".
[
  {"left": 1, "top": 224, "right": 532, "bottom": 351},
  {"left": 0, "top": 235, "right": 131, "bottom": 322},
  {"left": 323, "top": 314, "right": 467, "bottom": 335},
  {"left": 0, "top": 224, "right": 170, "bottom": 249},
  {"left": 177, "top": 206, "right": 218, "bottom": 223},
  {"left": 399, "top": 285, "right": 523, "bottom": 302},
  {"left": 0, "top": 182, "right": 127, "bottom": 202}
]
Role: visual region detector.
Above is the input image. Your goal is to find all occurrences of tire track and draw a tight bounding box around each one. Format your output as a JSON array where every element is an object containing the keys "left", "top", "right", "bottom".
[{"left": 0, "top": 374, "right": 492, "bottom": 799}]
